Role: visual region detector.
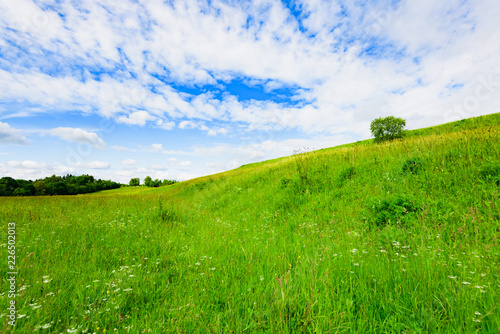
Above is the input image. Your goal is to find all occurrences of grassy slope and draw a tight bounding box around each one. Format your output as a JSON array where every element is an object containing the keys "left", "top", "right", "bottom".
[{"left": 1, "top": 113, "right": 499, "bottom": 333}]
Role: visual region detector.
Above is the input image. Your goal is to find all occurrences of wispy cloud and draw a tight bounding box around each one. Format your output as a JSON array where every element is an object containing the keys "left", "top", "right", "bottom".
[
  {"left": 0, "top": 122, "right": 28, "bottom": 145},
  {"left": 49, "top": 127, "right": 106, "bottom": 149},
  {"left": 2, "top": 0, "right": 498, "bottom": 133}
]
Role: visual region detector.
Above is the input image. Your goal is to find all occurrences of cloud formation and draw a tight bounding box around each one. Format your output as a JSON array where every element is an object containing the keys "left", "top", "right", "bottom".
[
  {"left": 1, "top": 0, "right": 498, "bottom": 135},
  {"left": 0, "top": 122, "right": 28, "bottom": 145},
  {"left": 49, "top": 127, "right": 106, "bottom": 149}
]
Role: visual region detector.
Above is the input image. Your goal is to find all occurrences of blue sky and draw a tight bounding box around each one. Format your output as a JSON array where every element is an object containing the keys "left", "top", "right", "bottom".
[{"left": 1, "top": 0, "right": 499, "bottom": 183}]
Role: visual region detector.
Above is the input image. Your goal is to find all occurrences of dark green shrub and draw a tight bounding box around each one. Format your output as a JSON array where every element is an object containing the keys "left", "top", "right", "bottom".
[
  {"left": 478, "top": 162, "right": 500, "bottom": 186},
  {"left": 280, "top": 178, "right": 292, "bottom": 188},
  {"left": 336, "top": 166, "right": 355, "bottom": 187},
  {"left": 157, "top": 199, "right": 179, "bottom": 223},
  {"left": 367, "top": 195, "right": 421, "bottom": 227},
  {"left": 401, "top": 157, "right": 424, "bottom": 175}
]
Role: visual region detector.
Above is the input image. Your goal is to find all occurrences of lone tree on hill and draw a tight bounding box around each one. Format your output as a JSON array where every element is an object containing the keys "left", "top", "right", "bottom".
[{"left": 370, "top": 116, "right": 406, "bottom": 142}]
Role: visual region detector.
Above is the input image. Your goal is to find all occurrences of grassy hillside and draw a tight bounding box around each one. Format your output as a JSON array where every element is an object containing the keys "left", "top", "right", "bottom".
[{"left": 1, "top": 113, "right": 499, "bottom": 333}]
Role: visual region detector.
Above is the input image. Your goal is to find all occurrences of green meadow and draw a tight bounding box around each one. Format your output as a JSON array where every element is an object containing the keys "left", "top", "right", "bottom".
[{"left": 1, "top": 113, "right": 499, "bottom": 333}]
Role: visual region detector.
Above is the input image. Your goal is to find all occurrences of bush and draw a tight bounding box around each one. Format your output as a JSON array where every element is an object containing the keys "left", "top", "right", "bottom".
[
  {"left": 336, "top": 166, "right": 355, "bottom": 187},
  {"left": 401, "top": 157, "right": 424, "bottom": 175},
  {"left": 366, "top": 195, "right": 421, "bottom": 227},
  {"left": 129, "top": 178, "right": 140, "bottom": 187},
  {"left": 478, "top": 162, "right": 500, "bottom": 186},
  {"left": 370, "top": 116, "right": 406, "bottom": 142}
]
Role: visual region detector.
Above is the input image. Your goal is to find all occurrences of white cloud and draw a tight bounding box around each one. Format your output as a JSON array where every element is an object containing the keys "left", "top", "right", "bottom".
[
  {"left": 2, "top": 160, "right": 74, "bottom": 180},
  {"left": 207, "top": 128, "right": 228, "bottom": 136},
  {"left": 117, "top": 110, "right": 154, "bottom": 126},
  {"left": 178, "top": 121, "right": 197, "bottom": 129},
  {"left": 121, "top": 159, "right": 136, "bottom": 165},
  {"left": 156, "top": 119, "right": 176, "bottom": 130},
  {"left": 7, "top": 161, "right": 20, "bottom": 167},
  {"left": 21, "top": 160, "right": 46, "bottom": 169},
  {"left": 167, "top": 157, "right": 192, "bottom": 168},
  {"left": 51, "top": 165, "right": 76, "bottom": 174},
  {"left": 0, "top": 122, "right": 28, "bottom": 145},
  {"left": 8, "top": 160, "right": 46, "bottom": 169},
  {"left": 76, "top": 161, "right": 110, "bottom": 169},
  {"left": 49, "top": 127, "right": 106, "bottom": 149},
  {"left": 1, "top": 0, "right": 498, "bottom": 136},
  {"left": 147, "top": 143, "right": 164, "bottom": 153}
]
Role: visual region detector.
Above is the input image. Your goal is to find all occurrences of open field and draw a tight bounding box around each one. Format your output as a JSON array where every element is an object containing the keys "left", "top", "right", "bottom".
[{"left": 1, "top": 114, "right": 499, "bottom": 333}]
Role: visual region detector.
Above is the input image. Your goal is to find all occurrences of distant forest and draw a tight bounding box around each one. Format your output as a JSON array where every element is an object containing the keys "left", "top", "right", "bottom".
[{"left": 0, "top": 174, "right": 122, "bottom": 196}]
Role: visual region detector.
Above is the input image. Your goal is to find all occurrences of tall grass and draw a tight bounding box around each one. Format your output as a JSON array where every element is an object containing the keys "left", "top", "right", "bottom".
[{"left": 1, "top": 115, "right": 499, "bottom": 333}]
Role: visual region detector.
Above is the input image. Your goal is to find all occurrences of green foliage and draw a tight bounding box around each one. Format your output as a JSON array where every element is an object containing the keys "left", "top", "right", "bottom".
[
  {"left": 0, "top": 177, "right": 18, "bottom": 196},
  {"left": 370, "top": 116, "right": 407, "bottom": 142},
  {"left": 478, "top": 162, "right": 500, "bottom": 186},
  {"left": 279, "top": 177, "right": 292, "bottom": 188},
  {"left": 0, "top": 174, "right": 121, "bottom": 196},
  {"left": 129, "top": 178, "right": 140, "bottom": 187},
  {"left": 162, "top": 179, "right": 178, "bottom": 186},
  {"left": 366, "top": 195, "right": 421, "bottom": 227},
  {"left": 142, "top": 177, "right": 178, "bottom": 188},
  {"left": 401, "top": 157, "right": 424, "bottom": 175},
  {"left": 34, "top": 180, "right": 47, "bottom": 195},
  {"left": 336, "top": 166, "right": 355, "bottom": 187}
]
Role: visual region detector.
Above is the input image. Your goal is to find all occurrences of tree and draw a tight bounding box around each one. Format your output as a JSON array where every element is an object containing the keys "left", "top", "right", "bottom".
[
  {"left": 0, "top": 177, "right": 19, "bottom": 196},
  {"left": 13, "top": 187, "right": 28, "bottom": 196},
  {"left": 34, "top": 180, "right": 47, "bottom": 195},
  {"left": 144, "top": 176, "right": 152, "bottom": 187},
  {"left": 163, "top": 179, "right": 177, "bottom": 186},
  {"left": 370, "top": 116, "right": 406, "bottom": 142},
  {"left": 129, "top": 178, "right": 140, "bottom": 187}
]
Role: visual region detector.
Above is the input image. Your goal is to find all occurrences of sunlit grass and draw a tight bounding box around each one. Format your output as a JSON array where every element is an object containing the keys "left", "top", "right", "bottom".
[{"left": 1, "top": 114, "right": 499, "bottom": 333}]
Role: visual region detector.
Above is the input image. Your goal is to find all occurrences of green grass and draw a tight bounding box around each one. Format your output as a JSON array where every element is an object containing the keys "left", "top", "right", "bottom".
[{"left": 1, "top": 113, "right": 499, "bottom": 333}]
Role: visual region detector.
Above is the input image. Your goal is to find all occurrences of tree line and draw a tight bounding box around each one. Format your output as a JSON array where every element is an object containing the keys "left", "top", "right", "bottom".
[
  {"left": 129, "top": 177, "right": 178, "bottom": 187},
  {"left": 0, "top": 174, "right": 122, "bottom": 196}
]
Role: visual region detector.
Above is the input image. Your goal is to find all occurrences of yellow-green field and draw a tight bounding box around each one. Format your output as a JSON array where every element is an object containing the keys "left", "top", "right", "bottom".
[{"left": 1, "top": 113, "right": 499, "bottom": 333}]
